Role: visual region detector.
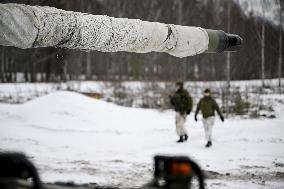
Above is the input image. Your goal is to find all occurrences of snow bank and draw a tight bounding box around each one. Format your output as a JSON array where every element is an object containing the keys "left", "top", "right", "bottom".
[{"left": 0, "top": 91, "right": 284, "bottom": 188}]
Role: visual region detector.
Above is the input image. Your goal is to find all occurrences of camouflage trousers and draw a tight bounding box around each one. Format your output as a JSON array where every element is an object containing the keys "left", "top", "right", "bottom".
[
  {"left": 202, "top": 116, "right": 215, "bottom": 142},
  {"left": 175, "top": 112, "right": 187, "bottom": 137}
]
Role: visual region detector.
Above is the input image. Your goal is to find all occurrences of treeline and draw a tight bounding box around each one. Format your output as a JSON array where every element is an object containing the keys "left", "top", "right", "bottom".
[{"left": 0, "top": 0, "right": 283, "bottom": 82}]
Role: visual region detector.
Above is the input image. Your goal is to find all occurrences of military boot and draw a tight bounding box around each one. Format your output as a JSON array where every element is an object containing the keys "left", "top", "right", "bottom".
[
  {"left": 176, "top": 136, "right": 184, "bottom": 143},
  {"left": 205, "top": 141, "right": 212, "bottom": 148},
  {"left": 184, "top": 134, "right": 188, "bottom": 141}
]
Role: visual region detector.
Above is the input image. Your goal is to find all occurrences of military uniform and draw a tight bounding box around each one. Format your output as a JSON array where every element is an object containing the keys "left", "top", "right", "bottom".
[
  {"left": 195, "top": 96, "right": 224, "bottom": 146},
  {"left": 170, "top": 88, "right": 193, "bottom": 142}
]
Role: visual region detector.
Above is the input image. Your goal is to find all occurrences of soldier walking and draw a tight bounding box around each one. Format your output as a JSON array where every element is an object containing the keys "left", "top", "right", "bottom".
[
  {"left": 195, "top": 89, "right": 224, "bottom": 147},
  {"left": 170, "top": 82, "right": 193, "bottom": 143}
]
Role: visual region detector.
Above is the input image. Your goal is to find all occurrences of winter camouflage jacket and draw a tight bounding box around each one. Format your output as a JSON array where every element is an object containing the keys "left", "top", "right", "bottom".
[
  {"left": 195, "top": 96, "right": 223, "bottom": 118},
  {"left": 170, "top": 88, "right": 193, "bottom": 115}
]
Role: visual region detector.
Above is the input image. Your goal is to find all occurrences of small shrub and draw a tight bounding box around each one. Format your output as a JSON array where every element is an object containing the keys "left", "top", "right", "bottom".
[{"left": 233, "top": 92, "right": 250, "bottom": 115}]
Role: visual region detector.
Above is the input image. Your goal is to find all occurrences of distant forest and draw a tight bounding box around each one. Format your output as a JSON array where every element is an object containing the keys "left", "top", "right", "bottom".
[{"left": 0, "top": 0, "right": 283, "bottom": 82}]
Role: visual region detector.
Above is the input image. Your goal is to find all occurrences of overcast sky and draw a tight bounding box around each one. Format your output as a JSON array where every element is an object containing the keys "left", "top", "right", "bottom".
[{"left": 237, "top": 0, "right": 282, "bottom": 25}]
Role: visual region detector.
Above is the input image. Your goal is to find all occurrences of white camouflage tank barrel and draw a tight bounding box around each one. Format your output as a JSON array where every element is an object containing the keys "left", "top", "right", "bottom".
[{"left": 0, "top": 3, "right": 209, "bottom": 58}]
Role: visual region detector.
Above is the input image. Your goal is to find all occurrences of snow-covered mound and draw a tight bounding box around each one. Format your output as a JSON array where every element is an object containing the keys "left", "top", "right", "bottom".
[{"left": 0, "top": 91, "right": 284, "bottom": 188}]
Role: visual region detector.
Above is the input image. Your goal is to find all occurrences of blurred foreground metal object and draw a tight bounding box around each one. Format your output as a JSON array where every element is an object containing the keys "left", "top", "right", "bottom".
[
  {"left": 0, "top": 152, "right": 42, "bottom": 189},
  {"left": 0, "top": 153, "right": 205, "bottom": 189},
  {"left": 143, "top": 155, "right": 205, "bottom": 189}
]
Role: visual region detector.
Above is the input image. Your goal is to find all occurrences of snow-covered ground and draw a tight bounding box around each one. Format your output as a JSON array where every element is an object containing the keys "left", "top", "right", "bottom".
[{"left": 0, "top": 91, "right": 284, "bottom": 189}]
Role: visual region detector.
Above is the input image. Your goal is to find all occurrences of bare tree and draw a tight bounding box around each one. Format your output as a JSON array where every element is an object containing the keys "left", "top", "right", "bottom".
[
  {"left": 248, "top": 0, "right": 271, "bottom": 88},
  {"left": 226, "top": 0, "right": 231, "bottom": 90},
  {"left": 261, "top": 1, "right": 266, "bottom": 88},
  {"left": 225, "top": 0, "right": 232, "bottom": 117},
  {"left": 278, "top": 0, "right": 283, "bottom": 92},
  {"left": 86, "top": 1, "right": 92, "bottom": 80},
  {"left": 259, "top": 0, "right": 273, "bottom": 88},
  {"left": 86, "top": 52, "right": 92, "bottom": 80},
  {"left": 0, "top": 48, "right": 5, "bottom": 82}
]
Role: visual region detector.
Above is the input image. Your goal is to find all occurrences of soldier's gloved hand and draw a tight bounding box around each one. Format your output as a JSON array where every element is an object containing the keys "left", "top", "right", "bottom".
[
  {"left": 220, "top": 115, "right": 224, "bottom": 122},
  {"left": 194, "top": 115, "right": 198, "bottom": 122},
  {"left": 187, "top": 109, "right": 191, "bottom": 115}
]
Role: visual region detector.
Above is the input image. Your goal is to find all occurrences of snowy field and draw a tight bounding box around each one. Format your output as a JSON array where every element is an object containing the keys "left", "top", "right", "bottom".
[{"left": 1, "top": 91, "right": 284, "bottom": 189}]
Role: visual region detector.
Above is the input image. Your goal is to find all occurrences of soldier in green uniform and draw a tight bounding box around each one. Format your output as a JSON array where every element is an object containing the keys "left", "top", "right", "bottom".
[
  {"left": 170, "top": 82, "right": 193, "bottom": 143},
  {"left": 195, "top": 89, "right": 224, "bottom": 147}
]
